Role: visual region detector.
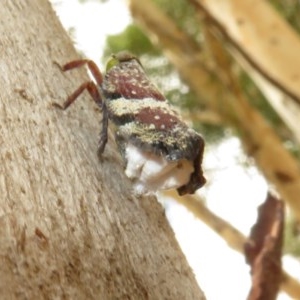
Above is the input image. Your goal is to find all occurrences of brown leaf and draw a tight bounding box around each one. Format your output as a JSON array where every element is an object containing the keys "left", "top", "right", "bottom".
[{"left": 244, "top": 193, "right": 284, "bottom": 300}]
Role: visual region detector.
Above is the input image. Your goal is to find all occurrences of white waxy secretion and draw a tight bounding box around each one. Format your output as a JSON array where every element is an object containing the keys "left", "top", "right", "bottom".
[{"left": 125, "top": 143, "right": 194, "bottom": 195}]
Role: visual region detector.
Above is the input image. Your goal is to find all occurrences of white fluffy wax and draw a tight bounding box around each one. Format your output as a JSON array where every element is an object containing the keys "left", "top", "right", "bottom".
[{"left": 125, "top": 143, "right": 194, "bottom": 195}]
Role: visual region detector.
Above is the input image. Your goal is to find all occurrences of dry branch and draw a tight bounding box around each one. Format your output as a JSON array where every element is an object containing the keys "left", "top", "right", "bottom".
[
  {"left": 162, "top": 190, "right": 300, "bottom": 299},
  {"left": 196, "top": 0, "right": 300, "bottom": 104},
  {"left": 192, "top": 0, "right": 300, "bottom": 144},
  {"left": 128, "top": 0, "right": 300, "bottom": 222}
]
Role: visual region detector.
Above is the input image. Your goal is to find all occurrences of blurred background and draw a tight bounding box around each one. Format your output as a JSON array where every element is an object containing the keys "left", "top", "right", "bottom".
[{"left": 51, "top": 0, "right": 300, "bottom": 299}]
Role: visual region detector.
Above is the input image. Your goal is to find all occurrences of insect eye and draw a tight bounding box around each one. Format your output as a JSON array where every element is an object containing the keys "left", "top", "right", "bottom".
[{"left": 106, "top": 57, "right": 119, "bottom": 72}]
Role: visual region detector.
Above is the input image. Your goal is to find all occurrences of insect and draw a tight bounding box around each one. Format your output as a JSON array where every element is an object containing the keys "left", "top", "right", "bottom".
[{"left": 54, "top": 51, "right": 206, "bottom": 195}]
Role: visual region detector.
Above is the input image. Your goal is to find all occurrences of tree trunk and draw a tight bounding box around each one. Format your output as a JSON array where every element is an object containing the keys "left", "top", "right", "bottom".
[{"left": 0, "top": 1, "right": 205, "bottom": 299}]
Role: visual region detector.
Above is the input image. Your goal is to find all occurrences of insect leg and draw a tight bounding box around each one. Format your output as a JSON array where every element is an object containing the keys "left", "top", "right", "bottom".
[
  {"left": 62, "top": 59, "right": 103, "bottom": 86},
  {"left": 54, "top": 59, "right": 109, "bottom": 154},
  {"left": 53, "top": 81, "right": 102, "bottom": 110},
  {"left": 97, "top": 102, "right": 109, "bottom": 156}
]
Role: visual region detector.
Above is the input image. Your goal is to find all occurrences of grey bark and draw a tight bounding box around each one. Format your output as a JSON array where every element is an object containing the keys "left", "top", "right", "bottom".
[{"left": 0, "top": 1, "right": 206, "bottom": 299}]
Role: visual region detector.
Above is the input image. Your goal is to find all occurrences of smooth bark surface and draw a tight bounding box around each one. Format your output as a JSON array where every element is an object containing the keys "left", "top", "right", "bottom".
[
  {"left": 197, "top": 0, "right": 300, "bottom": 147},
  {"left": 0, "top": 1, "right": 206, "bottom": 299},
  {"left": 199, "top": 0, "right": 300, "bottom": 103},
  {"left": 128, "top": 0, "right": 300, "bottom": 223}
]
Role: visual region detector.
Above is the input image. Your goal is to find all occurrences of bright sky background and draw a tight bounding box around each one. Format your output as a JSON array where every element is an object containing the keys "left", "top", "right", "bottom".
[{"left": 51, "top": 1, "right": 300, "bottom": 299}]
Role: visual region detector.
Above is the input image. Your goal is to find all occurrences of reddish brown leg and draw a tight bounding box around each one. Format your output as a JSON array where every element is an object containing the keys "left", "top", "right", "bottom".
[
  {"left": 53, "top": 81, "right": 102, "bottom": 110},
  {"left": 62, "top": 59, "right": 103, "bottom": 86},
  {"left": 53, "top": 59, "right": 104, "bottom": 109},
  {"left": 54, "top": 59, "right": 109, "bottom": 154}
]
